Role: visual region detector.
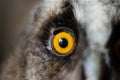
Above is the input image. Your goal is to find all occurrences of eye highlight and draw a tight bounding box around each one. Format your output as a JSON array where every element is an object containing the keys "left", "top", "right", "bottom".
[{"left": 53, "top": 31, "right": 75, "bottom": 55}]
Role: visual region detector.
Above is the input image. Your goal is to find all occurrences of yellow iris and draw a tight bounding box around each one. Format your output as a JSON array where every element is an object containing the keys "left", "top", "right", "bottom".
[{"left": 53, "top": 32, "right": 75, "bottom": 55}]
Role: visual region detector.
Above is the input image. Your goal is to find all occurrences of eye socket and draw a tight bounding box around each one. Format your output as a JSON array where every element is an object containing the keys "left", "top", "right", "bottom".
[{"left": 53, "top": 31, "right": 75, "bottom": 55}]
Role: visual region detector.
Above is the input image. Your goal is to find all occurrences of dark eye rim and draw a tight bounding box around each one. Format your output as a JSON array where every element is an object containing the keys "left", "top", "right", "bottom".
[
  {"left": 51, "top": 27, "right": 76, "bottom": 56},
  {"left": 53, "top": 27, "right": 75, "bottom": 36}
]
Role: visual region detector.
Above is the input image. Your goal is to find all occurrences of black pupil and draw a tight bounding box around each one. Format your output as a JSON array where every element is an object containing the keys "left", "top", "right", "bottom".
[{"left": 59, "top": 38, "right": 68, "bottom": 48}]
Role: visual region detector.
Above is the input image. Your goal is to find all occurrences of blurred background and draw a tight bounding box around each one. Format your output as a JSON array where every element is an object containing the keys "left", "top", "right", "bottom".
[{"left": 0, "top": 0, "right": 38, "bottom": 66}]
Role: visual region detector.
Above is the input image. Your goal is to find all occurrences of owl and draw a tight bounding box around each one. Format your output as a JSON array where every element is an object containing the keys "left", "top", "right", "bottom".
[{"left": 0, "top": 0, "right": 120, "bottom": 80}]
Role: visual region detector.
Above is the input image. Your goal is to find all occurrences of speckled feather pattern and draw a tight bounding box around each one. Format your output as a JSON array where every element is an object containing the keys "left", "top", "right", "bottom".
[{"left": 0, "top": 0, "right": 120, "bottom": 80}]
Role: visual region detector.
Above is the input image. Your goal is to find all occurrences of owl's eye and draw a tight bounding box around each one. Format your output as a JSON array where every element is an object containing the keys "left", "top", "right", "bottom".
[{"left": 52, "top": 30, "right": 75, "bottom": 56}]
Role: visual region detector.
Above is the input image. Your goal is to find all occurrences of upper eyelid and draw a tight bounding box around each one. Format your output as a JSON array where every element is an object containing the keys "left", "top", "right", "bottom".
[{"left": 37, "top": 1, "right": 84, "bottom": 47}]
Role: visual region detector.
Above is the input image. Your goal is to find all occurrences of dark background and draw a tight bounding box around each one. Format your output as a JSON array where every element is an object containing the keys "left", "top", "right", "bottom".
[{"left": 0, "top": 0, "right": 38, "bottom": 65}]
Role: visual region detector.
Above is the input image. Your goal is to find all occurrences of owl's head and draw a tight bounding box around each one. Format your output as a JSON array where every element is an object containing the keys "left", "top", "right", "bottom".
[
  {"left": 1, "top": 0, "right": 120, "bottom": 80},
  {"left": 23, "top": 0, "right": 120, "bottom": 80}
]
